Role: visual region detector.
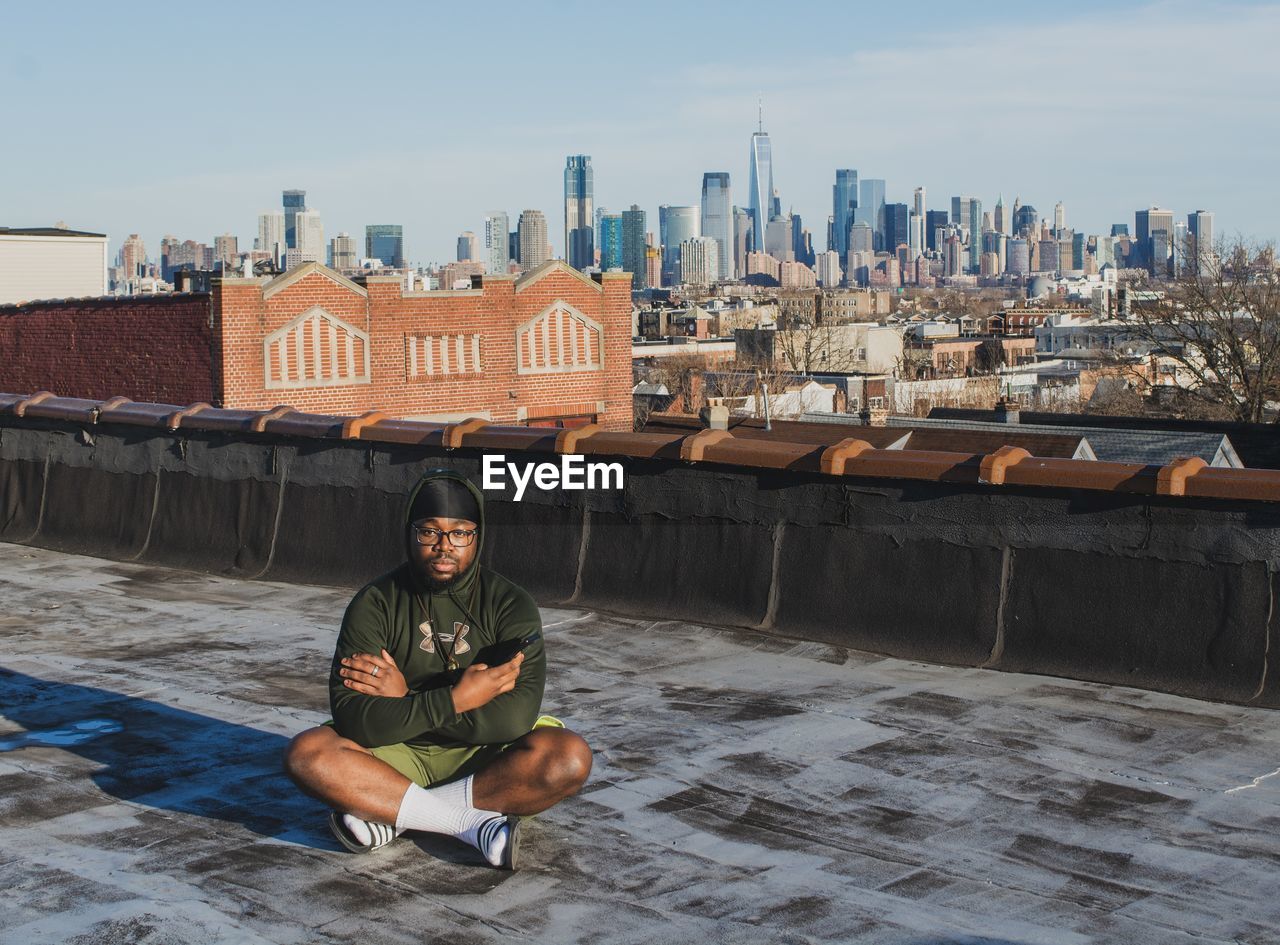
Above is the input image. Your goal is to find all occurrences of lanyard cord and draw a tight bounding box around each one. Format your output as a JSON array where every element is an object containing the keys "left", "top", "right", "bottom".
[
  {"left": 416, "top": 592, "right": 458, "bottom": 671},
  {"left": 417, "top": 577, "right": 486, "bottom": 672},
  {"left": 448, "top": 582, "right": 486, "bottom": 644}
]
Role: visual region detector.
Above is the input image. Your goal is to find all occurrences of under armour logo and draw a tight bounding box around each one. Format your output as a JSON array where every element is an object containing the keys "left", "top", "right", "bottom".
[{"left": 441, "top": 622, "right": 471, "bottom": 655}]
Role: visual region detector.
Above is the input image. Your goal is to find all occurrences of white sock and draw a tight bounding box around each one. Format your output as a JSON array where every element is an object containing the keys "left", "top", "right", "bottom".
[
  {"left": 340, "top": 814, "right": 405, "bottom": 847},
  {"left": 394, "top": 775, "right": 510, "bottom": 866}
]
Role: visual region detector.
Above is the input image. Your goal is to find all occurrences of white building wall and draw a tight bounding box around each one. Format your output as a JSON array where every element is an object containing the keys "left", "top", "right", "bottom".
[
  {"left": 0, "top": 234, "right": 109, "bottom": 305},
  {"left": 866, "top": 326, "right": 905, "bottom": 373},
  {"left": 294, "top": 211, "right": 324, "bottom": 264}
]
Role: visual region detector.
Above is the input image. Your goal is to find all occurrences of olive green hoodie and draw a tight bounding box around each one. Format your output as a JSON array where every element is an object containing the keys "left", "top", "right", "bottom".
[{"left": 329, "top": 469, "right": 545, "bottom": 748}]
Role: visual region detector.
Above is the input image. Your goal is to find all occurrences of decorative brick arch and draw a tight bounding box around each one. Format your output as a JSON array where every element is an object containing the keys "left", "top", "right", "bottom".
[
  {"left": 264, "top": 306, "right": 371, "bottom": 389},
  {"left": 516, "top": 300, "right": 603, "bottom": 375}
]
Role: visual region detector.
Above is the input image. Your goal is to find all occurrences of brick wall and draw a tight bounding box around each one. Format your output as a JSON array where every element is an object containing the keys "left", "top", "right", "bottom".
[
  {"left": 0, "top": 295, "right": 214, "bottom": 404},
  {"left": 214, "top": 262, "right": 634, "bottom": 431},
  {"left": 2, "top": 262, "right": 635, "bottom": 431}
]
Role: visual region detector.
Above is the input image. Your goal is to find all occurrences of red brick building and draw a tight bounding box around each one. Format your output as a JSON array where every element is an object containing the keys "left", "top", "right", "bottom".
[{"left": 0, "top": 260, "right": 634, "bottom": 430}]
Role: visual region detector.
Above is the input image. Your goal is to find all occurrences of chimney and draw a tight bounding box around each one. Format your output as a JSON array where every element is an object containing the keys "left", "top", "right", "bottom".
[
  {"left": 857, "top": 406, "right": 888, "bottom": 427},
  {"left": 994, "top": 398, "right": 1020, "bottom": 423},
  {"left": 700, "top": 401, "right": 729, "bottom": 431}
]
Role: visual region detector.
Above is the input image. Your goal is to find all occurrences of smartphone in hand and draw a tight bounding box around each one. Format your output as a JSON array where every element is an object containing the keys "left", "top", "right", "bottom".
[{"left": 483, "top": 632, "right": 541, "bottom": 666}]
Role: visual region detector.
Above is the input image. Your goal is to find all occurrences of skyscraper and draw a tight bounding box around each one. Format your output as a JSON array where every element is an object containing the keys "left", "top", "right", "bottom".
[
  {"left": 257, "top": 211, "right": 285, "bottom": 266},
  {"left": 848, "top": 222, "right": 874, "bottom": 255},
  {"left": 599, "top": 213, "right": 623, "bottom": 270},
  {"left": 564, "top": 155, "right": 594, "bottom": 270},
  {"left": 485, "top": 211, "right": 510, "bottom": 275},
  {"left": 593, "top": 207, "right": 610, "bottom": 261},
  {"left": 832, "top": 169, "right": 858, "bottom": 257},
  {"left": 1053, "top": 202, "right": 1066, "bottom": 234},
  {"left": 517, "top": 210, "right": 549, "bottom": 272},
  {"left": 791, "top": 214, "right": 814, "bottom": 268},
  {"left": 1150, "top": 230, "right": 1171, "bottom": 277},
  {"left": 679, "top": 236, "right": 719, "bottom": 286},
  {"left": 1136, "top": 207, "right": 1175, "bottom": 274},
  {"left": 764, "top": 217, "right": 793, "bottom": 262},
  {"left": 1037, "top": 239, "right": 1060, "bottom": 274},
  {"left": 925, "top": 210, "right": 949, "bottom": 252},
  {"left": 214, "top": 234, "right": 238, "bottom": 270},
  {"left": 658, "top": 205, "right": 699, "bottom": 286},
  {"left": 283, "top": 189, "right": 306, "bottom": 249},
  {"left": 747, "top": 111, "right": 773, "bottom": 255},
  {"left": 1188, "top": 210, "right": 1214, "bottom": 272},
  {"left": 293, "top": 209, "right": 323, "bottom": 263},
  {"left": 1097, "top": 236, "right": 1117, "bottom": 268},
  {"left": 457, "top": 231, "right": 478, "bottom": 262},
  {"left": 1173, "top": 222, "right": 1189, "bottom": 274},
  {"left": 120, "top": 234, "right": 146, "bottom": 280},
  {"left": 621, "top": 205, "right": 647, "bottom": 290},
  {"left": 968, "top": 199, "right": 983, "bottom": 272},
  {"left": 855, "top": 179, "right": 886, "bottom": 251},
  {"left": 815, "top": 250, "right": 842, "bottom": 288},
  {"left": 1007, "top": 239, "right": 1030, "bottom": 275},
  {"left": 701, "top": 172, "right": 732, "bottom": 281},
  {"left": 993, "top": 196, "right": 1008, "bottom": 236},
  {"left": 646, "top": 240, "right": 662, "bottom": 290},
  {"left": 330, "top": 233, "right": 358, "bottom": 270},
  {"left": 365, "top": 225, "right": 405, "bottom": 268},
  {"left": 883, "top": 203, "right": 910, "bottom": 254},
  {"left": 733, "top": 207, "right": 752, "bottom": 279},
  {"left": 910, "top": 187, "right": 926, "bottom": 255},
  {"left": 1013, "top": 204, "right": 1038, "bottom": 238}
]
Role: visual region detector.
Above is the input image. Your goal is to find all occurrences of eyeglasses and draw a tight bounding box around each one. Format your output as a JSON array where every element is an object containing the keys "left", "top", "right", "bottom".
[{"left": 411, "top": 526, "right": 478, "bottom": 547}]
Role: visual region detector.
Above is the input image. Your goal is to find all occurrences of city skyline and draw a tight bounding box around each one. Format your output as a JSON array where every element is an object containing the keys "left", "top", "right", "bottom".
[{"left": 3, "top": 1, "right": 1278, "bottom": 263}]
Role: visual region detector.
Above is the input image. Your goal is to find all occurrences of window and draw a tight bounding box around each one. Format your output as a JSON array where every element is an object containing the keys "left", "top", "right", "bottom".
[
  {"left": 264, "top": 306, "right": 370, "bottom": 389},
  {"left": 517, "top": 300, "right": 604, "bottom": 374},
  {"left": 406, "top": 333, "right": 482, "bottom": 377}
]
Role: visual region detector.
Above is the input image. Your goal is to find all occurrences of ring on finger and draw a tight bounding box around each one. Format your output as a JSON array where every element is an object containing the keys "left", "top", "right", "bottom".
[{"left": 372, "top": 665, "right": 379, "bottom": 678}]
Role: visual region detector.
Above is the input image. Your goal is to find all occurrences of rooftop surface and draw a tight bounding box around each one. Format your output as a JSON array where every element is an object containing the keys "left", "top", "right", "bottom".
[
  {"left": 0, "top": 227, "right": 107, "bottom": 239},
  {"left": 883, "top": 416, "right": 1241, "bottom": 467},
  {"left": 3, "top": 542, "right": 1280, "bottom": 944}
]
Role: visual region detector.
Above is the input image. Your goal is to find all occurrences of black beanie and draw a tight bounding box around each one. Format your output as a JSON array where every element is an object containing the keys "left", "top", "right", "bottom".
[{"left": 408, "top": 477, "right": 480, "bottom": 526}]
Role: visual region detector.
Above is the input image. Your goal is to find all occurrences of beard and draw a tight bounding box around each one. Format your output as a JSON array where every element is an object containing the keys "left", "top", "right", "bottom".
[{"left": 418, "top": 554, "right": 463, "bottom": 590}]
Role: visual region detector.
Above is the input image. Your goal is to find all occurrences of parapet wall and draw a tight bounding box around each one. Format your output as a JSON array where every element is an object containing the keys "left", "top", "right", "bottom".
[
  {"left": 3, "top": 391, "right": 1279, "bottom": 709},
  {"left": 0, "top": 295, "right": 214, "bottom": 404}
]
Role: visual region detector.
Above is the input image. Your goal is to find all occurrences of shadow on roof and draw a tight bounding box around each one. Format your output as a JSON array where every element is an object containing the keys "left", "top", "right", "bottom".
[{"left": 0, "top": 667, "right": 318, "bottom": 843}]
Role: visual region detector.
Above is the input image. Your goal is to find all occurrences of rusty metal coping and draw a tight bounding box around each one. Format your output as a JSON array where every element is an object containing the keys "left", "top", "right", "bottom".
[{"left": 3, "top": 392, "right": 1279, "bottom": 502}]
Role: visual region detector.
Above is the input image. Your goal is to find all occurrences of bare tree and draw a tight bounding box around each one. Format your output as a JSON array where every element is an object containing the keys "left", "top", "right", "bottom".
[
  {"left": 1084, "top": 376, "right": 1146, "bottom": 417},
  {"left": 1121, "top": 239, "right": 1280, "bottom": 422},
  {"left": 734, "top": 320, "right": 872, "bottom": 375},
  {"left": 709, "top": 362, "right": 815, "bottom": 419},
  {"left": 772, "top": 322, "right": 869, "bottom": 374},
  {"left": 973, "top": 338, "right": 1006, "bottom": 374},
  {"left": 895, "top": 347, "right": 933, "bottom": 380},
  {"left": 633, "top": 353, "right": 706, "bottom": 425}
]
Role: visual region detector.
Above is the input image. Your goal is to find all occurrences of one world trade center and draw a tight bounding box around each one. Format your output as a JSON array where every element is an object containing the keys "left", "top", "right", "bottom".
[{"left": 747, "top": 108, "right": 773, "bottom": 255}]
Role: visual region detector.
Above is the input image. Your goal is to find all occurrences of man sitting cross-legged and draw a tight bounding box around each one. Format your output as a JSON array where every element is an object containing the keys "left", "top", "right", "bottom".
[{"left": 283, "top": 469, "right": 592, "bottom": 869}]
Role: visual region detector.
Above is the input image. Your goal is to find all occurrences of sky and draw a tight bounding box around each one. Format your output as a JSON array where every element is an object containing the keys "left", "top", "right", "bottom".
[{"left": 3, "top": 0, "right": 1278, "bottom": 267}]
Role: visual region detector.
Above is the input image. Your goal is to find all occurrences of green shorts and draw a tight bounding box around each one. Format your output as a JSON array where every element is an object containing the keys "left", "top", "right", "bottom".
[{"left": 335, "top": 715, "right": 565, "bottom": 788}]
